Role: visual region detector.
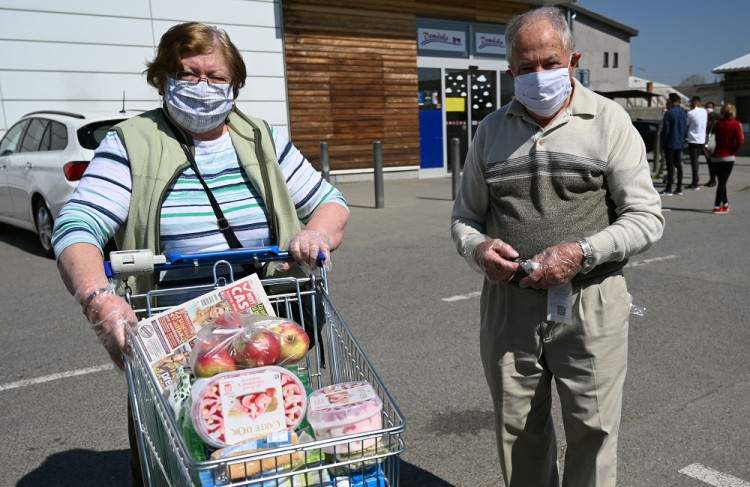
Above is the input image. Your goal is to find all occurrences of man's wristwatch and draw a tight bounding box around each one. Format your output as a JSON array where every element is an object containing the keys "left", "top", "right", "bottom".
[{"left": 576, "top": 238, "right": 595, "bottom": 273}]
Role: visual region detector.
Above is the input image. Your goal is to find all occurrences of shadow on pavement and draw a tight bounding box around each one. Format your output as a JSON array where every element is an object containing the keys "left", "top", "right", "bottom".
[
  {"left": 0, "top": 224, "right": 48, "bottom": 258},
  {"left": 401, "top": 460, "right": 457, "bottom": 486},
  {"left": 16, "top": 448, "right": 129, "bottom": 487}
]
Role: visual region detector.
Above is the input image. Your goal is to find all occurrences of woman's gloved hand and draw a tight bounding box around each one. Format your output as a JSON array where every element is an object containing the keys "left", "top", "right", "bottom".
[
  {"left": 519, "top": 242, "right": 583, "bottom": 289},
  {"left": 473, "top": 239, "right": 521, "bottom": 283},
  {"left": 77, "top": 284, "right": 137, "bottom": 370},
  {"left": 285, "top": 230, "right": 332, "bottom": 272}
]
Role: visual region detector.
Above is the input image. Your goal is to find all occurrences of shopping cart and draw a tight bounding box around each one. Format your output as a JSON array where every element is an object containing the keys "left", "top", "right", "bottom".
[{"left": 106, "top": 247, "right": 406, "bottom": 486}]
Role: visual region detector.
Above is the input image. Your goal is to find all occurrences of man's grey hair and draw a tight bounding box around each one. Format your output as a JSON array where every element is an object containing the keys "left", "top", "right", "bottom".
[{"left": 505, "top": 6, "right": 575, "bottom": 66}]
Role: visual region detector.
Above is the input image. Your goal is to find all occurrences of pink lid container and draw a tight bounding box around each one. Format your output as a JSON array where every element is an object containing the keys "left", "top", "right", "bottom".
[{"left": 306, "top": 381, "right": 383, "bottom": 454}]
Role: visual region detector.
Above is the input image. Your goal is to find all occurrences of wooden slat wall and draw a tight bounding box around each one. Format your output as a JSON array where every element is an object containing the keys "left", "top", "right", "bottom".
[{"left": 282, "top": 0, "right": 531, "bottom": 171}]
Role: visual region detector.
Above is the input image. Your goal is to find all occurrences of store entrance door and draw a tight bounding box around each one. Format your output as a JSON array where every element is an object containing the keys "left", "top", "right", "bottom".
[
  {"left": 444, "top": 68, "right": 497, "bottom": 171},
  {"left": 417, "top": 60, "right": 509, "bottom": 176}
]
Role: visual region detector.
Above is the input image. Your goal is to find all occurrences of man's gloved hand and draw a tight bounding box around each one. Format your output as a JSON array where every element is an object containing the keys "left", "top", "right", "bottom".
[
  {"left": 80, "top": 287, "right": 137, "bottom": 370},
  {"left": 285, "top": 230, "right": 332, "bottom": 272},
  {"left": 473, "top": 239, "right": 522, "bottom": 283},
  {"left": 519, "top": 242, "right": 583, "bottom": 289}
]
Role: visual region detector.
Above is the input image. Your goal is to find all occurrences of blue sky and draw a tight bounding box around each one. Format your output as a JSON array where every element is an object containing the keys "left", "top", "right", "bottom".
[{"left": 573, "top": 0, "right": 750, "bottom": 86}]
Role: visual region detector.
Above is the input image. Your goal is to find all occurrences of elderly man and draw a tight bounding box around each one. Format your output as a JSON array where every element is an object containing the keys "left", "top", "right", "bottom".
[{"left": 451, "top": 7, "right": 664, "bottom": 486}]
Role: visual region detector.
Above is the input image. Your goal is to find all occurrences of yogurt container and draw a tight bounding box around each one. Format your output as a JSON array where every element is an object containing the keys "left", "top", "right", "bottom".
[{"left": 306, "top": 381, "right": 383, "bottom": 454}]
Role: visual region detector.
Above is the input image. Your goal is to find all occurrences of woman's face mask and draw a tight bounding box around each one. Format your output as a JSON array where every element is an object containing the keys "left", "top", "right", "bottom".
[
  {"left": 513, "top": 59, "right": 573, "bottom": 118},
  {"left": 165, "top": 77, "right": 234, "bottom": 134}
]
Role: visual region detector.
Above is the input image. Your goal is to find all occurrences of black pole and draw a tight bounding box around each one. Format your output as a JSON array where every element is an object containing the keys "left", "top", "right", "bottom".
[
  {"left": 320, "top": 141, "right": 330, "bottom": 182},
  {"left": 451, "top": 137, "right": 461, "bottom": 200},
  {"left": 374, "top": 141, "right": 384, "bottom": 208}
]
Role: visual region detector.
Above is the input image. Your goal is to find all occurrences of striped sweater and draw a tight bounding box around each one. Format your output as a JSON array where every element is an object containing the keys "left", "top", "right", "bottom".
[{"left": 52, "top": 127, "right": 347, "bottom": 258}]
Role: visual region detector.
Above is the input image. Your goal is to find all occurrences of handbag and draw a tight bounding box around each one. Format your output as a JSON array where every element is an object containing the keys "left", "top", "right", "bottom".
[
  {"left": 704, "top": 134, "right": 716, "bottom": 158},
  {"left": 704, "top": 119, "right": 716, "bottom": 158}
]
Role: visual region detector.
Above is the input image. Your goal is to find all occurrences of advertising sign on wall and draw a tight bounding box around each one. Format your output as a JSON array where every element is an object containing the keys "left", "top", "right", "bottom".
[
  {"left": 475, "top": 32, "right": 506, "bottom": 56},
  {"left": 417, "top": 27, "right": 466, "bottom": 53}
]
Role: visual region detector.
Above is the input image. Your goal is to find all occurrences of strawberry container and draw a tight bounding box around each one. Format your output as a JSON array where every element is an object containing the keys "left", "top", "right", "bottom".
[{"left": 191, "top": 365, "right": 306, "bottom": 448}]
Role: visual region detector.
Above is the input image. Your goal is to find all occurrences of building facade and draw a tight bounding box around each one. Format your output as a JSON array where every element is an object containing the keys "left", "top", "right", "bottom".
[
  {"left": 0, "top": 1, "right": 289, "bottom": 135},
  {"left": 2, "top": 0, "right": 644, "bottom": 179}
]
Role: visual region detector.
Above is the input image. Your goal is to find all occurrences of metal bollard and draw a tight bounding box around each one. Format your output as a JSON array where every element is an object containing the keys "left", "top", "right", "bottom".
[
  {"left": 320, "top": 141, "right": 330, "bottom": 182},
  {"left": 373, "top": 141, "right": 384, "bottom": 208},
  {"left": 451, "top": 137, "right": 461, "bottom": 200}
]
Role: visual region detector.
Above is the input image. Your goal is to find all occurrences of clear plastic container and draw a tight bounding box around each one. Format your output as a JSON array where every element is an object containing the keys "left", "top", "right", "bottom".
[
  {"left": 306, "top": 381, "right": 383, "bottom": 454},
  {"left": 191, "top": 366, "right": 306, "bottom": 448}
]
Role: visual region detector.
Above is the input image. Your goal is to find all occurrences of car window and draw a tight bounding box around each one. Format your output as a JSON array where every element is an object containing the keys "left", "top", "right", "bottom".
[
  {"left": 48, "top": 121, "right": 68, "bottom": 150},
  {"left": 20, "top": 118, "right": 49, "bottom": 152},
  {"left": 77, "top": 119, "right": 125, "bottom": 150},
  {"left": 0, "top": 119, "right": 30, "bottom": 156}
]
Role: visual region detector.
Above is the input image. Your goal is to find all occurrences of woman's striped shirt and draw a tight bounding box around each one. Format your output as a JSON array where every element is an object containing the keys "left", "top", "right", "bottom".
[{"left": 52, "top": 127, "right": 348, "bottom": 258}]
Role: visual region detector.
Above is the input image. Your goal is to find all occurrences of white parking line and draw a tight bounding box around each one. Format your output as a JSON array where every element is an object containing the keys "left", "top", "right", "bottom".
[
  {"left": 679, "top": 463, "right": 750, "bottom": 487},
  {"left": 0, "top": 364, "right": 113, "bottom": 392},
  {"left": 442, "top": 291, "right": 482, "bottom": 302},
  {"left": 627, "top": 254, "right": 678, "bottom": 267}
]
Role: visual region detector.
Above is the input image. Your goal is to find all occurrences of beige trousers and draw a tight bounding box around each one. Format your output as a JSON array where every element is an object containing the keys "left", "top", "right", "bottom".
[{"left": 479, "top": 272, "right": 630, "bottom": 487}]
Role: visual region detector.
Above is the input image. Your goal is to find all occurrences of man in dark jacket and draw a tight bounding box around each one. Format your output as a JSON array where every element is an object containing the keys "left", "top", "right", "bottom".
[{"left": 660, "top": 92, "right": 687, "bottom": 195}]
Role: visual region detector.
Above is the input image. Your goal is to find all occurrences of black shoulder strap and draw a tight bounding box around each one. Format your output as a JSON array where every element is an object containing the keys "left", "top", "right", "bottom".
[{"left": 178, "top": 143, "right": 243, "bottom": 249}]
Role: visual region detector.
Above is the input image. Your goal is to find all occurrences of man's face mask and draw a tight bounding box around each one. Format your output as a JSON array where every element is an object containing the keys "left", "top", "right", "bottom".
[
  {"left": 165, "top": 77, "right": 234, "bottom": 134},
  {"left": 513, "top": 58, "right": 573, "bottom": 118}
]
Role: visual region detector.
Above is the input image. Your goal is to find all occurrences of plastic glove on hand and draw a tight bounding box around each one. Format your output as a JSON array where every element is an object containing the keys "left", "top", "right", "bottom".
[
  {"left": 519, "top": 242, "right": 583, "bottom": 289},
  {"left": 284, "top": 230, "right": 331, "bottom": 272},
  {"left": 473, "top": 239, "right": 521, "bottom": 283},
  {"left": 82, "top": 290, "right": 137, "bottom": 370}
]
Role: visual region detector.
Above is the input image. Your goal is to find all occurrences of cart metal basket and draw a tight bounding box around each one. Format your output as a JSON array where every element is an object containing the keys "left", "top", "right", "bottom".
[{"left": 110, "top": 248, "right": 405, "bottom": 486}]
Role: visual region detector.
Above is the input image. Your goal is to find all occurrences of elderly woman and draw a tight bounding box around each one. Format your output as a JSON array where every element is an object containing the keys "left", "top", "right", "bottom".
[
  {"left": 53, "top": 21, "right": 349, "bottom": 484},
  {"left": 53, "top": 21, "right": 349, "bottom": 365}
]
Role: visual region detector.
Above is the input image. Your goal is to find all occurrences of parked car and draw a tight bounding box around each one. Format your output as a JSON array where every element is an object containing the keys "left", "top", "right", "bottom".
[
  {"left": 632, "top": 119, "right": 661, "bottom": 153},
  {"left": 0, "top": 110, "right": 127, "bottom": 256}
]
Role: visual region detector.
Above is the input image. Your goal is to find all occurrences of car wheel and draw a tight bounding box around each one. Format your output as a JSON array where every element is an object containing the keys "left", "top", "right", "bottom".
[{"left": 34, "top": 201, "right": 55, "bottom": 258}]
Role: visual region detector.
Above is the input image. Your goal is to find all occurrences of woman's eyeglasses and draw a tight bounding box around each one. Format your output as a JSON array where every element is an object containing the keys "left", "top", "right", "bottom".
[{"left": 172, "top": 71, "right": 231, "bottom": 85}]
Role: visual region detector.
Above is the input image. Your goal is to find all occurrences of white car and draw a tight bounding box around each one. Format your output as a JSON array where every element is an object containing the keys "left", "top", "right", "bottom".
[{"left": 0, "top": 110, "right": 127, "bottom": 256}]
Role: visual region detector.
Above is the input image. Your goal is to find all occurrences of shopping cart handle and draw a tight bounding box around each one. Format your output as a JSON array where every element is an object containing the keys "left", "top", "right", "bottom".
[
  {"left": 167, "top": 248, "right": 327, "bottom": 268},
  {"left": 164, "top": 246, "right": 287, "bottom": 265},
  {"left": 104, "top": 247, "right": 326, "bottom": 278}
]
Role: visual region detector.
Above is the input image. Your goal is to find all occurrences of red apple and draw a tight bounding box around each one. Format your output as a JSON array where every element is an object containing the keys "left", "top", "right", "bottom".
[
  {"left": 270, "top": 322, "right": 310, "bottom": 365},
  {"left": 193, "top": 349, "right": 237, "bottom": 378},
  {"left": 233, "top": 329, "right": 281, "bottom": 368}
]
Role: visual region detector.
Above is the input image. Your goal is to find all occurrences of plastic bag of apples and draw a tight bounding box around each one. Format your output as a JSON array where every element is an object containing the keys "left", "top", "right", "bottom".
[{"left": 190, "top": 312, "right": 310, "bottom": 378}]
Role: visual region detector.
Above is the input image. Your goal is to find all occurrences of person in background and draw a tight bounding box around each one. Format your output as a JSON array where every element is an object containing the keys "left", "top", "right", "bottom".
[
  {"left": 710, "top": 103, "right": 744, "bottom": 213},
  {"left": 660, "top": 92, "right": 687, "bottom": 195},
  {"left": 685, "top": 95, "right": 707, "bottom": 189},
  {"left": 703, "top": 101, "right": 718, "bottom": 187},
  {"left": 51, "top": 21, "right": 349, "bottom": 485},
  {"left": 450, "top": 7, "right": 664, "bottom": 486}
]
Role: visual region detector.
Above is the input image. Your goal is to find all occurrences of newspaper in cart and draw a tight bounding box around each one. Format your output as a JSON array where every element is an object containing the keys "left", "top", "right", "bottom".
[{"left": 132, "top": 273, "right": 275, "bottom": 392}]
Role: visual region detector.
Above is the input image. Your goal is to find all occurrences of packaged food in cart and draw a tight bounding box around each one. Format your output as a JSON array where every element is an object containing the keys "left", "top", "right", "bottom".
[
  {"left": 113, "top": 248, "right": 405, "bottom": 486},
  {"left": 191, "top": 313, "right": 310, "bottom": 378},
  {"left": 132, "top": 272, "right": 275, "bottom": 392},
  {"left": 191, "top": 365, "right": 306, "bottom": 448},
  {"left": 307, "top": 381, "right": 383, "bottom": 455}
]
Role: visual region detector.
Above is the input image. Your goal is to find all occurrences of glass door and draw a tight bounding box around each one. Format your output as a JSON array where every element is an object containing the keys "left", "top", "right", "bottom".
[{"left": 444, "top": 68, "right": 497, "bottom": 170}]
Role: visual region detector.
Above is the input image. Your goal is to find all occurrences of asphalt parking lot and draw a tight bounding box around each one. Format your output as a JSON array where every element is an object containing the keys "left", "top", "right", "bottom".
[{"left": 1, "top": 156, "right": 748, "bottom": 486}]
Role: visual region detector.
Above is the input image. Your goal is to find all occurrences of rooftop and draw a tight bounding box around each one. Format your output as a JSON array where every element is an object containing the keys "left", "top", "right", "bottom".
[{"left": 713, "top": 53, "right": 750, "bottom": 73}]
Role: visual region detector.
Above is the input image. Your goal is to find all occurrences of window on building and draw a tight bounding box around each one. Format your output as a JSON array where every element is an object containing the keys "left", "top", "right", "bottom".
[
  {"left": 613, "top": 52, "right": 619, "bottom": 68},
  {"left": 575, "top": 69, "right": 590, "bottom": 87},
  {"left": 603, "top": 52, "right": 609, "bottom": 68}
]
